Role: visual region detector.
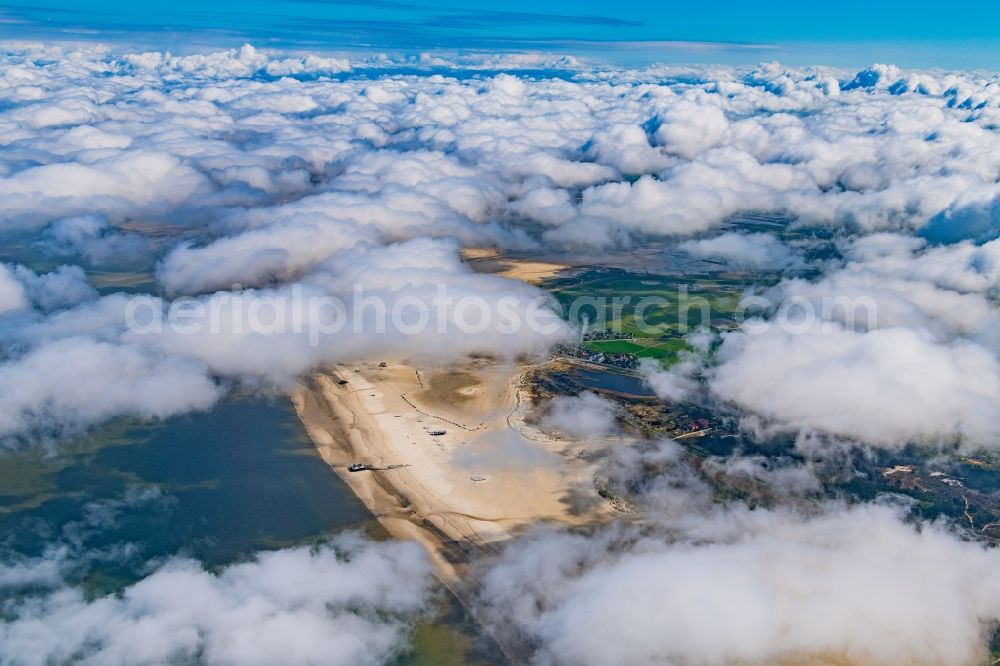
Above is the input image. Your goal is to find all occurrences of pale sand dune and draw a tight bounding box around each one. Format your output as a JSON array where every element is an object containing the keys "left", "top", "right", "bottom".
[
  {"left": 460, "top": 247, "right": 570, "bottom": 284},
  {"left": 292, "top": 359, "right": 614, "bottom": 582}
]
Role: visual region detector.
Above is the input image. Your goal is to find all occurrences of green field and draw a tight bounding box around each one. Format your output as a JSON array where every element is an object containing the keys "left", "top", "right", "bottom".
[
  {"left": 548, "top": 271, "right": 741, "bottom": 337},
  {"left": 544, "top": 268, "right": 754, "bottom": 367},
  {"left": 584, "top": 338, "right": 691, "bottom": 363}
]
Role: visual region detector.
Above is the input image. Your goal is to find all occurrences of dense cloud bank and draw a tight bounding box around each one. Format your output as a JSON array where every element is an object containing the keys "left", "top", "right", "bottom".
[
  {"left": 474, "top": 441, "right": 1000, "bottom": 666},
  {"left": 0, "top": 251, "right": 567, "bottom": 442},
  {"left": 2, "top": 43, "right": 1000, "bottom": 444},
  {"left": 0, "top": 534, "right": 433, "bottom": 666},
  {"left": 4, "top": 45, "right": 1000, "bottom": 247},
  {"left": 645, "top": 233, "right": 1000, "bottom": 449}
]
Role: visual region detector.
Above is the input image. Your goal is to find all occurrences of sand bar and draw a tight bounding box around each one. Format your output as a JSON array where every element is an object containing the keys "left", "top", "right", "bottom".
[
  {"left": 460, "top": 248, "right": 570, "bottom": 284},
  {"left": 292, "top": 358, "right": 614, "bottom": 582}
]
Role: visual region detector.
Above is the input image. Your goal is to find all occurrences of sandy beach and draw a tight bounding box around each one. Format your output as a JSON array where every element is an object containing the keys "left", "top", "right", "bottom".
[
  {"left": 292, "top": 358, "right": 616, "bottom": 582},
  {"left": 459, "top": 248, "right": 570, "bottom": 284},
  {"left": 292, "top": 251, "right": 618, "bottom": 582}
]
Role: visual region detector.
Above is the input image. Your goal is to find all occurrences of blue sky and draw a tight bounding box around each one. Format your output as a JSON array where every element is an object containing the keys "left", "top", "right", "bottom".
[{"left": 2, "top": 0, "right": 1000, "bottom": 68}]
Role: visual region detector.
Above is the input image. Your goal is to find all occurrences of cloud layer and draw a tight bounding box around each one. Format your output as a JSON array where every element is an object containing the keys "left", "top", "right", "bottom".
[
  {"left": 1, "top": 42, "right": 999, "bottom": 449},
  {"left": 2, "top": 39, "right": 1000, "bottom": 666},
  {"left": 0, "top": 534, "right": 432, "bottom": 666},
  {"left": 699, "top": 234, "right": 1000, "bottom": 448},
  {"left": 474, "top": 441, "right": 1000, "bottom": 666}
]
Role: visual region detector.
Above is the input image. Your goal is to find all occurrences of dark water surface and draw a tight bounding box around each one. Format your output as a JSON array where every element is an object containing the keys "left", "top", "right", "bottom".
[
  {"left": 0, "top": 395, "right": 496, "bottom": 663},
  {"left": 0, "top": 396, "right": 377, "bottom": 586},
  {"left": 573, "top": 367, "right": 656, "bottom": 397}
]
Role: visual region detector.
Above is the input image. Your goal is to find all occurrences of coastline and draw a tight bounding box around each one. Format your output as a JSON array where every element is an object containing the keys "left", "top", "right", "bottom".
[{"left": 291, "top": 359, "right": 613, "bottom": 583}]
